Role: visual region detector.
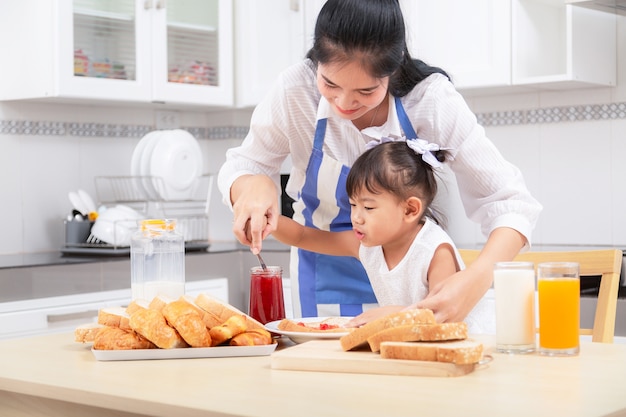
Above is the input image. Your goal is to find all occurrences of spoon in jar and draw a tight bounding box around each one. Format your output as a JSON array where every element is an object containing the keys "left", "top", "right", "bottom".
[{"left": 256, "top": 253, "right": 268, "bottom": 272}]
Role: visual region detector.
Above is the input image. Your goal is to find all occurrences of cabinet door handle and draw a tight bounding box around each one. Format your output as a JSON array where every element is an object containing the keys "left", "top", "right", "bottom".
[
  {"left": 144, "top": 0, "right": 153, "bottom": 10},
  {"left": 290, "top": 0, "right": 299, "bottom": 12},
  {"left": 156, "top": 0, "right": 166, "bottom": 9},
  {"left": 47, "top": 310, "right": 99, "bottom": 323}
]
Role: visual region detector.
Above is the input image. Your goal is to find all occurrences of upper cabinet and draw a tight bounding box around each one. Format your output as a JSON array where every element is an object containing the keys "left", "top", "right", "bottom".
[
  {"left": 401, "top": 0, "right": 617, "bottom": 95},
  {"left": 233, "top": 0, "right": 325, "bottom": 108},
  {"left": 0, "top": 0, "right": 233, "bottom": 108}
]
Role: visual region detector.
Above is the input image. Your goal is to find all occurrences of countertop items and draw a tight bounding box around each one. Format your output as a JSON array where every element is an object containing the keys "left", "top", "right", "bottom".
[{"left": 0, "top": 333, "right": 624, "bottom": 417}]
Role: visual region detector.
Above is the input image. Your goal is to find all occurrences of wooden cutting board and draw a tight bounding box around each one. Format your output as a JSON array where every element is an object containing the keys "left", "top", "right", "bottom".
[{"left": 271, "top": 340, "right": 478, "bottom": 377}]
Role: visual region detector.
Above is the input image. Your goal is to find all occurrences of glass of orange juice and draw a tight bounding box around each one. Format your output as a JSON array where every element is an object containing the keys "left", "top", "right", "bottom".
[{"left": 537, "top": 262, "right": 580, "bottom": 356}]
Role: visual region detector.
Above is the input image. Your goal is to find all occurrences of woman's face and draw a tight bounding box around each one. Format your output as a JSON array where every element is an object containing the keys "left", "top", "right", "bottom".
[{"left": 317, "top": 60, "right": 389, "bottom": 122}]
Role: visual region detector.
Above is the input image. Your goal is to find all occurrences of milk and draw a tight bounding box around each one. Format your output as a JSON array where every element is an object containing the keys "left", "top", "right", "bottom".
[{"left": 494, "top": 263, "right": 536, "bottom": 353}]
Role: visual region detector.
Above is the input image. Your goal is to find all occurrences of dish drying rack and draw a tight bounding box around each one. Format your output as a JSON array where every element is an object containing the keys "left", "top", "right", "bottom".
[{"left": 63, "top": 175, "right": 213, "bottom": 254}]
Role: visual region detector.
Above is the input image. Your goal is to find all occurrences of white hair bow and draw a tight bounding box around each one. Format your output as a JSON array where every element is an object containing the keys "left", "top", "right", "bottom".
[{"left": 364, "top": 136, "right": 448, "bottom": 168}]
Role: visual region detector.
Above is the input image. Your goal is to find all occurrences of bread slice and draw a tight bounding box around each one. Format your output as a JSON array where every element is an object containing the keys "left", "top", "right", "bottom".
[
  {"left": 126, "top": 299, "right": 150, "bottom": 315},
  {"left": 195, "top": 292, "right": 266, "bottom": 332},
  {"left": 161, "top": 299, "right": 212, "bottom": 347},
  {"left": 74, "top": 322, "right": 106, "bottom": 343},
  {"left": 148, "top": 294, "right": 176, "bottom": 312},
  {"left": 178, "top": 295, "right": 223, "bottom": 329},
  {"left": 380, "top": 339, "right": 484, "bottom": 365},
  {"left": 367, "top": 322, "right": 468, "bottom": 352},
  {"left": 97, "top": 307, "right": 131, "bottom": 330},
  {"left": 340, "top": 309, "right": 435, "bottom": 351}
]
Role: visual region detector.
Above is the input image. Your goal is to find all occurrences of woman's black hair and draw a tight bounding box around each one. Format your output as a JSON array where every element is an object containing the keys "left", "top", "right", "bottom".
[
  {"left": 346, "top": 141, "right": 448, "bottom": 225},
  {"left": 306, "top": 0, "right": 450, "bottom": 97}
]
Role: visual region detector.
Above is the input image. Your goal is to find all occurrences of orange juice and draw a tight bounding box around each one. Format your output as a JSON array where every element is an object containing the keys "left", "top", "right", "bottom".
[{"left": 538, "top": 277, "right": 580, "bottom": 350}]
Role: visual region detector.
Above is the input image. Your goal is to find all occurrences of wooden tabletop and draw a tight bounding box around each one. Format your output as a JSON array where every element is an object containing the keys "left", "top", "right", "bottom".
[{"left": 0, "top": 332, "right": 625, "bottom": 417}]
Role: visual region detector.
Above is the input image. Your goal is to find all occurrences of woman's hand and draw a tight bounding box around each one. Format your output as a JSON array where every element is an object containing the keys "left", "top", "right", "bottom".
[
  {"left": 230, "top": 174, "right": 279, "bottom": 254},
  {"left": 415, "top": 227, "right": 526, "bottom": 323},
  {"left": 413, "top": 268, "right": 488, "bottom": 323}
]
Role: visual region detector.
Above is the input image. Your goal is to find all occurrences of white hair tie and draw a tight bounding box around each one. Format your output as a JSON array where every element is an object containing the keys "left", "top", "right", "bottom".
[{"left": 364, "top": 136, "right": 449, "bottom": 168}]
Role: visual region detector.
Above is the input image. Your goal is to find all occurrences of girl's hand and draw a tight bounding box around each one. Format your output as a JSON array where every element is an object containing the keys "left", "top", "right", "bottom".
[{"left": 231, "top": 174, "right": 279, "bottom": 254}]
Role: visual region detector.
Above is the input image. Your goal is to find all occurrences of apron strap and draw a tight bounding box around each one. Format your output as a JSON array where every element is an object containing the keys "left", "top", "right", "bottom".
[
  {"left": 313, "top": 118, "right": 327, "bottom": 151},
  {"left": 394, "top": 96, "right": 418, "bottom": 140}
]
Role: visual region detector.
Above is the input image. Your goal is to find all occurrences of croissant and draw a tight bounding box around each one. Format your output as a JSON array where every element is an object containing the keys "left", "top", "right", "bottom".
[
  {"left": 93, "top": 326, "right": 156, "bottom": 350},
  {"left": 209, "top": 314, "right": 247, "bottom": 346},
  {"left": 162, "top": 299, "right": 212, "bottom": 347},
  {"left": 229, "top": 329, "right": 273, "bottom": 346},
  {"left": 129, "top": 308, "right": 188, "bottom": 349}
]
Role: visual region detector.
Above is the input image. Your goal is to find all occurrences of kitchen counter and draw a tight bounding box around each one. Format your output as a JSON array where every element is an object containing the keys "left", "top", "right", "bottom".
[
  {"left": 0, "top": 333, "right": 625, "bottom": 417},
  {"left": 0, "top": 240, "right": 290, "bottom": 270}
]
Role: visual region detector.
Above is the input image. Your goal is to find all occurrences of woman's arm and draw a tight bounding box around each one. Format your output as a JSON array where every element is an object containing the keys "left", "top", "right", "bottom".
[
  {"left": 272, "top": 216, "right": 360, "bottom": 258},
  {"left": 416, "top": 227, "right": 526, "bottom": 323}
]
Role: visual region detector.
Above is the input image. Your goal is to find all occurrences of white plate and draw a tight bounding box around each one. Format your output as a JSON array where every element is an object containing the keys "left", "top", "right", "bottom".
[
  {"left": 131, "top": 131, "right": 163, "bottom": 199},
  {"left": 149, "top": 130, "right": 203, "bottom": 200},
  {"left": 92, "top": 343, "right": 277, "bottom": 361},
  {"left": 265, "top": 317, "right": 353, "bottom": 344}
]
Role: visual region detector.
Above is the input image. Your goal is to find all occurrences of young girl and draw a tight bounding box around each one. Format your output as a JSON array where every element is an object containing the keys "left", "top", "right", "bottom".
[{"left": 272, "top": 138, "right": 494, "bottom": 333}]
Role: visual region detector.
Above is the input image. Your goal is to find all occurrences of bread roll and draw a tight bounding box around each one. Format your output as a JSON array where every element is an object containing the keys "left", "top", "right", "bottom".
[
  {"left": 148, "top": 294, "right": 175, "bottom": 312},
  {"left": 178, "top": 295, "right": 222, "bottom": 329},
  {"left": 129, "top": 308, "right": 188, "bottom": 349},
  {"left": 340, "top": 309, "right": 436, "bottom": 351},
  {"left": 209, "top": 314, "right": 248, "bottom": 346},
  {"left": 367, "top": 322, "right": 469, "bottom": 352},
  {"left": 162, "top": 299, "right": 212, "bottom": 347},
  {"left": 380, "top": 339, "right": 484, "bottom": 365},
  {"left": 93, "top": 326, "right": 156, "bottom": 350}
]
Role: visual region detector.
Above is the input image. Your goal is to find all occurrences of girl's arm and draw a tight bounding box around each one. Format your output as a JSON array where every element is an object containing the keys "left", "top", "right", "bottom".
[
  {"left": 272, "top": 215, "right": 360, "bottom": 258},
  {"left": 425, "top": 243, "right": 459, "bottom": 291}
]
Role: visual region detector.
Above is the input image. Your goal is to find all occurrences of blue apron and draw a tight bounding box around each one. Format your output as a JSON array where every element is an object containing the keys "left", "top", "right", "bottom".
[{"left": 296, "top": 96, "right": 418, "bottom": 317}]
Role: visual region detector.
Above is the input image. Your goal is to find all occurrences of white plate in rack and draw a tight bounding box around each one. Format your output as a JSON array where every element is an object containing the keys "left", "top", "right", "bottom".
[
  {"left": 131, "top": 130, "right": 163, "bottom": 200},
  {"left": 149, "top": 129, "right": 203, "bottom": 200}
]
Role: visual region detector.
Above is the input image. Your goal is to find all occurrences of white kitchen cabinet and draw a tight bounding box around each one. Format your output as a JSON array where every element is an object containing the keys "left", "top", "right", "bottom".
[
  {"left": 0, "top": 0, "right": 233, "bottom": 108},
  {"left": 0, "top": 278, "right": 229, "bottom": 340},
  {"left": 233, "top": 0, "right": 325, "bottom": 108},
  {"left": 401, "top": 0, "right": 616, "bottom": 95}
]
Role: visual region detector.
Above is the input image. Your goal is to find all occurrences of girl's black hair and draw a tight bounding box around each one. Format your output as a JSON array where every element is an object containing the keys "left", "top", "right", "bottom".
[
  {"left": 306, "top": 0, "right": 450, "bottom": 96},
  {"left": 346, "top": 141, "right": 448, "bottom": 224}
]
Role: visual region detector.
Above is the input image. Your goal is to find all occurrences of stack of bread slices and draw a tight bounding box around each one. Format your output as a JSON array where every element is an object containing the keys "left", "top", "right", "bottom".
[
  {"left": 339, "top": 309, "right": 483, "bottom": 365},
  {"left": 75, "top": 293, "right": 274, "bottom": 350}
]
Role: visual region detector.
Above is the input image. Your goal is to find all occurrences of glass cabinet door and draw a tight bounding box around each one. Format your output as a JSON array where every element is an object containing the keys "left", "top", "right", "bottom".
[
  {"left": 72, "top": 0, "right": 136, "bottom": 81},
  {"left": 58, "top": 0, "right": 151, "bottom": 101},
  {"left": 151, "top": 0, "right": 233, "bottom": 106}
]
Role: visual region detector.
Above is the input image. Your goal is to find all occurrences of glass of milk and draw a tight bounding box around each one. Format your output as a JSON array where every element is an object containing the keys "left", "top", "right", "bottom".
[{"left": 493, "top": 261, "right": 536, "bottom": 354}]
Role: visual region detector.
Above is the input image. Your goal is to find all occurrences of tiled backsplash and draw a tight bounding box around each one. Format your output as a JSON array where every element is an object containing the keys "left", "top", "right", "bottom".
[
  {"left": 2, "top": 102, "right": 626, "bottom": 139},
  {"left": 0, "top": 121, "right": 249, "bottom": 140}
]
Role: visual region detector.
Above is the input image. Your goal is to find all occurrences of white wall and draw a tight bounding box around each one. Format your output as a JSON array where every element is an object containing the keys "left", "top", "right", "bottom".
[{"left": 0, "top": 15, "right": 624, "bottom": 255}]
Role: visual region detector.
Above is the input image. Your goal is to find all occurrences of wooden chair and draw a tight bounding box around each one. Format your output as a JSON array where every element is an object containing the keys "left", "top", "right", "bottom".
[{"left": 458, "top": 248, "right": 623, "bottom": 343}]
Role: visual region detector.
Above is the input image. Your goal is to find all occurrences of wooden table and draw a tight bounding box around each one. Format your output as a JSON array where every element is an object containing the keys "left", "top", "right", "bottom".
[{"left": 0, "top": 332, "right": 625, "bottom": 417}]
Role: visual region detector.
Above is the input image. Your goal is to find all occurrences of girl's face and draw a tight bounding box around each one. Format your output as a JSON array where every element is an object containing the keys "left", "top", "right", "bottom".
[
  {"left": 349, "top": 188, "right": 408, "bottom": 248},
  {"left": 317, "top": 60, "right": 389, "bottom": 122}
]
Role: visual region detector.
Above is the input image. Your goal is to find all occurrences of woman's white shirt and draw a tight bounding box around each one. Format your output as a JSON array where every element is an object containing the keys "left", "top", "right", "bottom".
[{"left": 217, "top": 60, "right": 542, "bottom": 244}]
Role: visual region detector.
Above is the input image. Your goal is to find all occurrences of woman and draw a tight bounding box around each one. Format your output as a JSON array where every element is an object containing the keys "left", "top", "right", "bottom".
[{"left": 218, "top": 0, "right": 542, "bottom": 322}]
